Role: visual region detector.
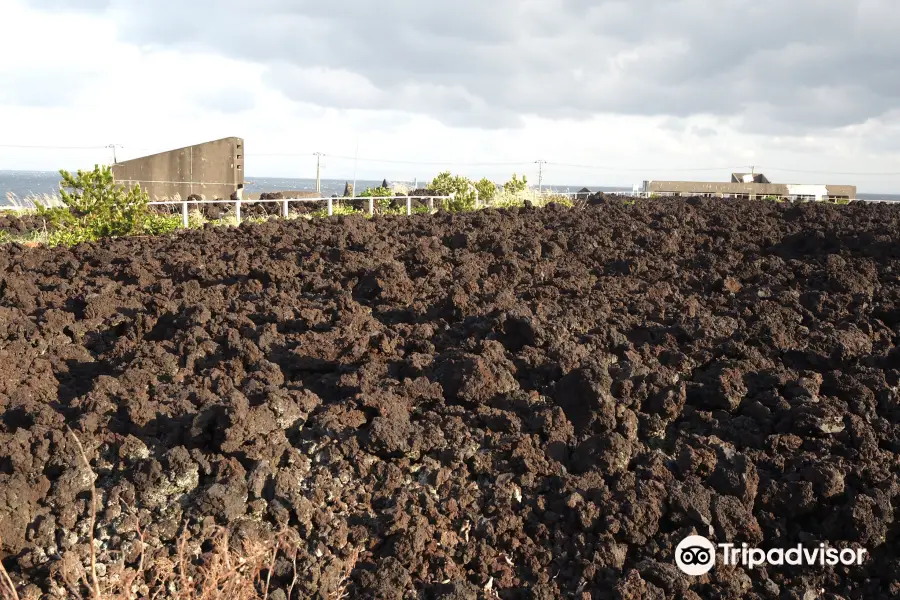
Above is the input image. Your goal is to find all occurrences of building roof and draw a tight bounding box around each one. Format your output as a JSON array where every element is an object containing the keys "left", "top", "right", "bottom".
[
  {"left": 646, "top": 180, "right": 855, "bottom": 197},
  {"left": 731, "top": 172, "right": 770, "bottom": 184}
]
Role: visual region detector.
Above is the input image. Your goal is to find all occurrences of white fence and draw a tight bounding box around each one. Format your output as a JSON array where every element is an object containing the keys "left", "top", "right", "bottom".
[{"left": 146, "top": 195, "right": 453, "bottom": 228}]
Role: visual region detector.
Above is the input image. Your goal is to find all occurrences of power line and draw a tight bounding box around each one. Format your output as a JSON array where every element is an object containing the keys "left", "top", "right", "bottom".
[
  {"left": 0, "top": 143, "right": 109, "bottom": 150},
  {"left": 758, "top": 166, "right": 900, "bottom": 176},
  {"left": 546, "top": 161, "right": 744, "bottom": 173},
  {"left": 252, "top": 151, "right": 528, "bottom": 166},
  {"left": 320, "top": 154, "right": 531, "bottom": 167}
]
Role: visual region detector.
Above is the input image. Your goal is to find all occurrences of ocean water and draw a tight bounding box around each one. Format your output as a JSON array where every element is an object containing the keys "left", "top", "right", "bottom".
[
  {"left": 0, "top": 170, "right": 626, "bottom": 206},
  {"left": 0, "top": 171, "right": 392, "bottom": 204},
  {"left": 1, "top": 170, "right": 897, "bottom": 206}
]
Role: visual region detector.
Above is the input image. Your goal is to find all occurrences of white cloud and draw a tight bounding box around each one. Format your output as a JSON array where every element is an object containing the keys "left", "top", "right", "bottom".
[{"left": 1, "top": 0, "right": 899, "bottom": 193}]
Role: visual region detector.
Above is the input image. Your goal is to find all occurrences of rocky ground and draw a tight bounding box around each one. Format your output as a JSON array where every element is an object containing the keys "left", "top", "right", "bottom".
[
  {"left": 1, "top": 198, "right": 899, "bottom": 598},
  {"left": 0, "top": 213, "right": 55, "bottom": 236}
]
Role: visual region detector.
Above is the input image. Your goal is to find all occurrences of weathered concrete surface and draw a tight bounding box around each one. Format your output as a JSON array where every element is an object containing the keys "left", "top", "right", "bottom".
[
  {"left": 112, "top": 137, "right": 244, "bottom": 201},
  {"left": 644, "top": 180, "right": 856, "bottom": 201}
]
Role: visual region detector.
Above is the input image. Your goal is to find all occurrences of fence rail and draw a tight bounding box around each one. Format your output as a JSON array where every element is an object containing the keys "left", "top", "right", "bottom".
[{"left": 146, "top": 195, "right": 454, "bottom": 227}]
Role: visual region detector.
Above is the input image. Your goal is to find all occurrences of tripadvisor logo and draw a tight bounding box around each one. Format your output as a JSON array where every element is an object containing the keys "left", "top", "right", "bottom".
[
  {"left": 676, "top": 536, "right": 716, "bottom": 575},
  {"left": 675, "top": 535, "right": 867, "bottom": 576}
]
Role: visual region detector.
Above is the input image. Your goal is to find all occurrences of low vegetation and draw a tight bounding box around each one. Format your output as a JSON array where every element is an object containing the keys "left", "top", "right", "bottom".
[
  {"left": 1, "top": 165, "right": 183, "bottom": 246},
  {"left": 427, "top": 171, "right": 478, "bottom": 211},
  {"left": 1, "top": 169, "right": 589, "bottom": 248}
]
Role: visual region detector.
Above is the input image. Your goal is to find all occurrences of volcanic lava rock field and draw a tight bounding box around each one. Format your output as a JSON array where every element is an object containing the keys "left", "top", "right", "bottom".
[
  {"left": 0, "top": 213, "right": 52, "bottom": 236},
  {"left": 1, "top": 198, "right": 900, "bottom": 598}
]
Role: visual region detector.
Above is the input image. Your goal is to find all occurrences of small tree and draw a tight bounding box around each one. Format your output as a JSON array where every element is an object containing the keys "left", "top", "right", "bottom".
[
  {"left": 58, "top": 165, "right": 150, "bottom": 238},
  {"left": 475, "top": 178, "right": 497, "bottom": 205},
  {"left": 357, "top": 185, "right": 396, "bottom": 211},
  {"left": 428, "top": 171, "right": 475, "bottom": 211},
  {"left": 503, "top": 173, "right": 528, "bottom": 195}
]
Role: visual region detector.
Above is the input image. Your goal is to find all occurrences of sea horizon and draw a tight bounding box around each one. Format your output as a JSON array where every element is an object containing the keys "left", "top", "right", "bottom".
[
  {"left": 2, "top": 169, "right": 898, "bottom": 204},
  {"left": 0, "top": 170, "right": 632, "bottom": 206}
]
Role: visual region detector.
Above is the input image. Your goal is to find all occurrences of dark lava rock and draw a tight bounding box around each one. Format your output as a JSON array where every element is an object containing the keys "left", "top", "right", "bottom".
[{"left": 1, "top": 198, "right": 900, "bottom": 598}]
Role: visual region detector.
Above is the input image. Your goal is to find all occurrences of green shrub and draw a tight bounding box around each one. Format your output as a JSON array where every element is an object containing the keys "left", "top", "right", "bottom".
[
  {"left": 355, "top": 187, "right": 397, "bottom": 212},
  {"left": 358, "top": 186, "right": 394, "bottom": 197},
  {"left": 428, "top": 171, "right": 475, "bottom": 211},
  {"left": 47, "top": 227, "right": 96, "bottom": 247},
  {"left": 34, "top": 205, "right": 77, "bottom": 229},
  {"left": 377, "top": 204, "right": 407, "bottom": 215},
  {"left": 475, "top": 178, "right": 497, "bottom": 205},
  {"left": 58, "top": 165, "right": 150, "bottom": 240},
  {"left": 188, "top": 209, "right": 208, "bottom": 228},
  {"left": 503, "top": 173, "right": 528, "bottom": 195},
  {"left": 142, "top": 214, "right": 183, "bottom": 235},
  {"left": 488, "top": 190, "right": 526, "bottom": 209},
  {"left": 0, "top": 230, "right": 8, "bottom": 244},
  {"left": 544, "top": 194, "right": 574, "bottom": 207},
  {"left": 312, "top": 203, "right": 359, "bottom": 218}
]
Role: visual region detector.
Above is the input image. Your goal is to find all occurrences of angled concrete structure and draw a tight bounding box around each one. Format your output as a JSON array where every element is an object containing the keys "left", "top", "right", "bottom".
[{"left": 112, "top": 137, "right": 244, "bottom": 201}]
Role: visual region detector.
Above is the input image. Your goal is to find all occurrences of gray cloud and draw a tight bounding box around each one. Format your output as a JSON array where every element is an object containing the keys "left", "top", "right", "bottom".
[{"left": 22, "top": 0, "right": 900, "bottom": 133}]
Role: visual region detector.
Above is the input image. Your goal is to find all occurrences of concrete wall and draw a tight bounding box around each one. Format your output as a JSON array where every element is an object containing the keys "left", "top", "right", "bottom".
[
  {"left": 647, "top": 181, "right": 789, "bottom": 198},
  {"left": 786, "top": 184, "right": 828, "bottom": 200},
  {"left": 112, "top": 137, "right": 244, "bottom": 201},
  {"left": 825, "top": 185, "right": 857, "bottom": 198}
]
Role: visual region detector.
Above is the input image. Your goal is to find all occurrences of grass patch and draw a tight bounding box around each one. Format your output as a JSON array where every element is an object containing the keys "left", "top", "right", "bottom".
[{"left": 310, "top": 203, "right": 360, "bottom": 218}]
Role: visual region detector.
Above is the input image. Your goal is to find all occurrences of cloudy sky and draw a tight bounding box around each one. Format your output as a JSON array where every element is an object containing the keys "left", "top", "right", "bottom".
[{"left": 2, "top": 0, "right": 899, "bottom": 191}]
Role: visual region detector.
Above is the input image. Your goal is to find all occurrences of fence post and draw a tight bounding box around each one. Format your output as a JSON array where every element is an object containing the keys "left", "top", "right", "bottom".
[
  {"left": 406, "top": 195, "right": 412, "bottom": 216},
  {"left": 283, "top": 199, "right": 289, "bottom": 218},
  {"left": 428, "top": 197, "right": 434, "bottom": 213},
  {"left": 368, "top": 197, "right": 374, "bottom": 216},
  {"left": 235, "top": 200, "right": 241, "bottom": 225},
  {"left": 475, "top": 189, "right": 479, "bottom": 209},
  {"left": 327, "top": 197, "right": 333, "bottom": 216},
  {"left": 182, "top": 201, "right": 189, "bottom": 228}
]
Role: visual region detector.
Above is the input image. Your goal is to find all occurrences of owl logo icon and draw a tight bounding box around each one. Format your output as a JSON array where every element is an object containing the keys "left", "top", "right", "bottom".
[{"left": 675, "top": 536, "right": 716, "bottom": 576}]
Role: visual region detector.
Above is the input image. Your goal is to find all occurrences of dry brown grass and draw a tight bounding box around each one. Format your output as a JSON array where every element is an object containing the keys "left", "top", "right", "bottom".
[
  {"left": 332, "top": 547, "right": 360, "bottom": 600},
  {"left": 3, "top": 192, "right": 65, "bottom": 210},
  {"left": 0, "top": 429, "right": 368, "bottom": 600},
  {"left": 30, "top": 526, "right": 298, "bottom": 600}
]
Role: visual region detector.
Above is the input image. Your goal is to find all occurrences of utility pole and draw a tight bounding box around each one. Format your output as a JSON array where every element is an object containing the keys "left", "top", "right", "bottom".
[
  {"left": 535, "top": 159, "right": 546, "bottom": 194},
  {"left": 351, "top": 141, "right": 359, "bottom": 198},
  {"left": 313, "top": 152, "right": 324, "bottom": 193},
  {"left": 107, "top": 144, "right": 122, "bottom": 164}
]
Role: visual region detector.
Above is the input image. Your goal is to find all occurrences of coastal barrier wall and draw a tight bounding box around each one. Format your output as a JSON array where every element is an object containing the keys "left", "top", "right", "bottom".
[{"left": 112, "top": 137, "right": 244, "bottom": 201}]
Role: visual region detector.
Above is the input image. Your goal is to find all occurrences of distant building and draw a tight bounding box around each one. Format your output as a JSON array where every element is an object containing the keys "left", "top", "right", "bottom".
[
  {"left": 112, "top": 137, "right": 244, "bottom": 201},
  {"left": 632, "top": 173, "right": 855, "bottom": 202}
]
